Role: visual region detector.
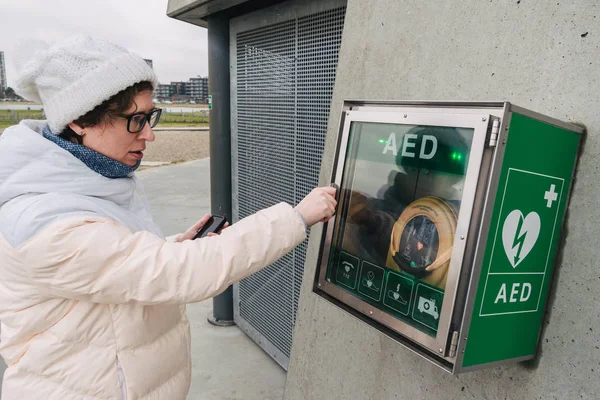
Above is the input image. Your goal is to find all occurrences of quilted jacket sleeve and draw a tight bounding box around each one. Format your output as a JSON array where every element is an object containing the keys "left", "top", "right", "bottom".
[{"left": 23, "top": 203, "right": 306, "bottom": 305}]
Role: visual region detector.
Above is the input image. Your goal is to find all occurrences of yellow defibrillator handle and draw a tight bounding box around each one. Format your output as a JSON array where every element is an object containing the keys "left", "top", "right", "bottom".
[{"left": 386, "top": 196, "right": 458, "bottom": 290}]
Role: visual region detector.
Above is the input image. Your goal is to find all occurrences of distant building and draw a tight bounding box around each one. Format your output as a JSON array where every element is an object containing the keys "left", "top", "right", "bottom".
[
  {"left": 0, "top": 51, "right": 7, "bottom": 96},
  {"left": 187, "top": 77, "right": 209, "bottom": 103},
  {"left": 155, "top": 84, "right": 174, "bottom": 99},
  {"left": 144, "top": 59, "right": 153, "bottom": 69},
  {"left": 171, "top": 81, "right": 187, "bottom": 96},
  {"left": 154, "top": 76, "right": 209, "bottom": 103}
]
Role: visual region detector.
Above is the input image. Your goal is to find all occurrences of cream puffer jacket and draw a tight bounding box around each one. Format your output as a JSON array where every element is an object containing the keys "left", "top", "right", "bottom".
[{"left": 0, "top": 121, "right": 307, "bottom": 399}]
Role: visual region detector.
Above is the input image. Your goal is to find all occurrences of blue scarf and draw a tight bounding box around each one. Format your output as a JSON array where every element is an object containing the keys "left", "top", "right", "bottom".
[{"left": 42, "top": 126, "right": 140, "bottom": 179}]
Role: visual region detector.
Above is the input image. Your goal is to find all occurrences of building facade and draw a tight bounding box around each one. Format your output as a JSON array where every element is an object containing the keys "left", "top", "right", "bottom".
[
  {"left": 0, "top": 51, "right": 7, "bottom": 96},
  {"left": 154, "top": 77, "right": 209, "bottom": 103},
  {"left": 155, "top": 83, "right": 174, "bottom": 100},
  {"left": 187, "top": 77, "right": 209, "bottom": 103}
]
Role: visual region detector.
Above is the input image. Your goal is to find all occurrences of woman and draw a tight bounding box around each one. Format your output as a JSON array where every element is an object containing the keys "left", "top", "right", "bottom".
[{"left": 0, "top": 35, "right": 336, "bottom": 399}]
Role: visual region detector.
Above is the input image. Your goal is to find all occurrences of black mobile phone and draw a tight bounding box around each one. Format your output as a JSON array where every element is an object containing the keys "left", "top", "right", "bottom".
[{"left": 193, "top": 215, "right": 228, "bottom": 239}]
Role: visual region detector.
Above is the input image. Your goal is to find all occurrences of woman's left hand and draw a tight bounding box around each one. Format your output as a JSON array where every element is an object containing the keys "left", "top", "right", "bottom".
[{"left": 174, "top": 214, "right": 230, "bottom": 242}]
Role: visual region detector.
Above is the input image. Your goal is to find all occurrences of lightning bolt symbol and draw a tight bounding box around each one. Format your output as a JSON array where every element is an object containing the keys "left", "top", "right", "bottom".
[{"left": 512, "top": 215, "right": 527, "bottom": 265}]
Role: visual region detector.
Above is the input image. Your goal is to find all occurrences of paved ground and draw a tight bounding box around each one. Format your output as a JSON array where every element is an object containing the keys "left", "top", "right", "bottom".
[
  {"left": 0, "top": 159, "right": 286, "bottom": 400},
  {"left": 143, "top": 130, "right": 210, "bottom": 164}
]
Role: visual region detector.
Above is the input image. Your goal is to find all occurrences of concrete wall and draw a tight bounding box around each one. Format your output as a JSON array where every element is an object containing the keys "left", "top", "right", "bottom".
[{"left": 285, "top": 1, "right": 600, "bottom": 399}]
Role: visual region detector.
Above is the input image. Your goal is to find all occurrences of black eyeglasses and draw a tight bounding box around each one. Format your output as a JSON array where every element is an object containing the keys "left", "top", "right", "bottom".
[{"left": 118, "top": 108, "right": 162, "bottom": 134}]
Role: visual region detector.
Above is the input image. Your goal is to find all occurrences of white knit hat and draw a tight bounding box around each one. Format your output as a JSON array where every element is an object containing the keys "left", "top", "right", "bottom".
[{"left": 15, "top": 35, "right": 158, "bottom": 133}]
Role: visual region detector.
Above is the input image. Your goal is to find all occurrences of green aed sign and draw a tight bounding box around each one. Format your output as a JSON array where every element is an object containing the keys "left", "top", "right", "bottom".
[
  {"left": 462, "top": 112, "right": 581, "bottom": 369},
  {"left": 479, "top": 169, "right": 564, "bottom": 316}
]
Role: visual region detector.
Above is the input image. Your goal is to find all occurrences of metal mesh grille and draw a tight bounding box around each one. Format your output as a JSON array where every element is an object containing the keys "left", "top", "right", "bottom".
[{"left": 235, "top": 6, "right": 345, "bottom": 359}]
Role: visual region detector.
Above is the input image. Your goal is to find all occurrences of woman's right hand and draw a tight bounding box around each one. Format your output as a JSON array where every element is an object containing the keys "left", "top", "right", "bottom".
[{"left": 295, "top": 186, "right": 337, "bottom": 227}]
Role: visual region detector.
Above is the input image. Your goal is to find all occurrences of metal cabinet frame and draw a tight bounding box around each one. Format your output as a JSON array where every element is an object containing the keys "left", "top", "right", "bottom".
[{"left": 314, "top": 100, "right": 508, "bottom": 371}]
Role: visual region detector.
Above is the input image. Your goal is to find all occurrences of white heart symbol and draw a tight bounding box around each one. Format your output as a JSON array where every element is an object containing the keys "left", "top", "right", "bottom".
[{"left": 501, "top": 210, "right": 541, "bottom": 268}]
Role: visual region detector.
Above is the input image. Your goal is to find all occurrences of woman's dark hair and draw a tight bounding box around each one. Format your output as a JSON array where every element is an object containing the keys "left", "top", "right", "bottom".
[{"left": 58, "top": 80, "right": 154, "bottom": 144}]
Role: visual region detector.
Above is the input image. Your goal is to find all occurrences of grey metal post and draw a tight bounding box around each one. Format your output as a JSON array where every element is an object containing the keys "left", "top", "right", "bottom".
[{"left": 207, "top": 12, "right": 235, "bottom": 326}]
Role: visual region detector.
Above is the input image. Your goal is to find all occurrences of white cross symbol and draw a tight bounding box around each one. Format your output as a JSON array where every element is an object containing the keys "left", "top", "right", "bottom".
[{"left": 544, "top": 184, "right": 558, "bottom": 208}]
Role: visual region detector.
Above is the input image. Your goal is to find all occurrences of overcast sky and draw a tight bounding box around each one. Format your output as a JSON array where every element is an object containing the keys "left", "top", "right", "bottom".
[{"left": 0, "top": 0, "right": 208, "bottom": 88}]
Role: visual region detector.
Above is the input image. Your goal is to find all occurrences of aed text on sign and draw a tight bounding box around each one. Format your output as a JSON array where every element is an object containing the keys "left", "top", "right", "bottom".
[
  {"left": 481, "top": 274, "right": 544, "bottom": 316},
  {"left": 494, "top": 282, "right": 532, "bottom": 304},
  {"left": 382, "top": 132, "right": 438, "bottom": 159}
]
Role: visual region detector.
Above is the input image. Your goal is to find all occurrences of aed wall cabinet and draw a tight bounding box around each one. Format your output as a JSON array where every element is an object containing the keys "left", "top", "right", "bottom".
[{"left": 314, "top": 101, "right": 583, "bottom": 373}]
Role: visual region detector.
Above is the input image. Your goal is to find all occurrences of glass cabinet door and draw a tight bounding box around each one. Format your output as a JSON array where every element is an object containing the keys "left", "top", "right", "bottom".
[{"left": 318, "top": 109, "right": 491, "bottom": 355}]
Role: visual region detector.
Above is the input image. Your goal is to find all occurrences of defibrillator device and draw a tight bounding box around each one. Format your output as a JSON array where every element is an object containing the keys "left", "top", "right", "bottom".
[
  {"left": 314, "top": 101, "right": 583, "bottom": 374},
  {"left": 383, "top": 125, "right": 465, "bottom": 290},
  {"left": 386, "top": 196, "right": 457, "bottom": 289}
]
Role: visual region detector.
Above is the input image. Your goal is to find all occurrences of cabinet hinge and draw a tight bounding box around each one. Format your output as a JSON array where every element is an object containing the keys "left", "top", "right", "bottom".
[
  {"left": 488, "top": 117, "right": 500, "bottom": 147},
  {"left": 449, "top": 331, "right": 460, "bottom": 358}
]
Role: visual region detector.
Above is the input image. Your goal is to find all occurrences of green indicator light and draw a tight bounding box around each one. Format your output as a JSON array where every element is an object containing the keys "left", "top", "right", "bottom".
[
  {"left": 451, "top": 152, "right": 463, "bottom": 161},
  {"left": 410, "top": 261, "right": 416, "bottom": 268},
  {"left": 378, "top": 139, "right": 386, "bottom": 144}
]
